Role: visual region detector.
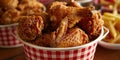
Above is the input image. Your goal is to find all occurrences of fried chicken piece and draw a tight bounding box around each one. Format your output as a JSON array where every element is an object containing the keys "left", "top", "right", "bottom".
[
  {"left": 18, "top": 0, "right": 49, "bottom": 29},
  {"left": 56, "top": 27, "right": 89, "bottom": 48},
  {"left": 55, "top": 17, "right": 68, "bottom": 40},
  {"left": 67, "top": 6, "right": 94, "bottom": 28},
  {"left": 21, "top": 7, "right": 49, "bottom": 27},
  {"left": 0, "top": 0, "right": 18, "bottom": 10},
  {"left": 21, "top": 7, "right": 45, "bottom": 16},
  {"left": 21, "top": 7, "right": 49, "bottom": 28},
  {"left": 18, "top": 0, "right": 46, "bottom": 11},
  {"left": 78, "top": 11, "right": 104, "bottom": 40},
  {"left": 34, "top": 33, "right": 52, "bottom": 47},
  {"left": 50, "top": 17, "right": 68, "bottom": 47},
  {"left": 0, "top": 9, "right": 21, "bottom": 25},
  {"left": 32, "top": 17, "right": 68, "bottom": 47},
  {"left": 48, "top": 1, "right": 94, "bottom": 29},
  {"left": 18, "top": 16, "right": 44, "bottom": 41},
  {"left": 18, "top": 0, "right": 48, "bottom": 25},
  {"left": 48, "top": 2, "right": 68, "bottom": 29}
]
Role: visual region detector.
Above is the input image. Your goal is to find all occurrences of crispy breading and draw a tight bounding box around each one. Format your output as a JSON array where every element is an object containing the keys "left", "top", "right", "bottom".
[
  {"left": 33, "top": 17, "right": 68, "bottom": 47},
  {"left": 48, "top": 1, "right": 94, "bottom": 29},
  {"left": 34, "top": 33, "right": 52, "bottom": 47},
  {"left": 56, "top": 27, "right": 89, "bottom": 48},
  {"left": 18, "top": 0, "right": 46, "bottom": 11},
  {"left": 50, "top": 17, "right": 68, "bottom": 47},
  {"left": 0, "top": 0, "right": 18, "bottom": 10},
  {"left": 55, "top": 17, "right": 68, "bottom": 40},
  {"left": 17, "top": 1, "right": 104, "bottom": 47},
  {"left": 1, "top": 9, "right": 21, "bottom": 24},
  {"left": 78, "top": 11, "right": 104, "bottom": 40},
  {"left": 0, "top": 0, "right": 46, "bottom": 25},
  {"left": 18, "top": 16, "right": 44, "bottom": 41}
]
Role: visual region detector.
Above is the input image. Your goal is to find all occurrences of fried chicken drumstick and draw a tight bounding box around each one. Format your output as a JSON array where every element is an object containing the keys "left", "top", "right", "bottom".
[{"left": 48, "top": 1, "right": 94, "bottom": 29}]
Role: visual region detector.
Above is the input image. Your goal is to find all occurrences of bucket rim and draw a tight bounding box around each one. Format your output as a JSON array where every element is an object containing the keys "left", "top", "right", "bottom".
[{"left": 0, "top": 23, "right": 18, "bottom": 27}]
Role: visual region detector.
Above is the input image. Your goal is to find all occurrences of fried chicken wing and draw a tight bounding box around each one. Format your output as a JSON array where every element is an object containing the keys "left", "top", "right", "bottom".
[{"left": 18, "top": 16, "right": 44, "bottom": 41}]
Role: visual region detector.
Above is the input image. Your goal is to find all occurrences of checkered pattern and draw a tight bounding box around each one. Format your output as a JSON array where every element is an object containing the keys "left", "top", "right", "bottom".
[
  {"left": 24, "top": 42, "right": 97, "bottom": 60},
  {"left": 0, "top": 24, "right": 22, "bottom": 47}
]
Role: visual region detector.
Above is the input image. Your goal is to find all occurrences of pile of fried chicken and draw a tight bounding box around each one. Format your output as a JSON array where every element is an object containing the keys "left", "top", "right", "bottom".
[
  {"left": 0, "top": 0, "right": 46, "bottom": 25},
  {"left": 18, "top": 1, "right": 104, "bottom": 48}
]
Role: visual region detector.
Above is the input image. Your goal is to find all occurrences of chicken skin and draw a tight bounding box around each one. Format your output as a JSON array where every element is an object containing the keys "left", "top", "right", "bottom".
[
  {"left": 33, "top": 17, "right": 89, "bottom": 48},
  {"left": 48, "top": 1, "right": 94, "bottom": 29},
  {"left": 50, "top": 17, "right": 68, "bottom": 47},
  {"left": 18, "top": 0, "right": 46, "bottom": 12},
  {"left": 18, "top": 16, "right": 44, "bottom": 41},
  {"left": 33, "top": 17, "right": 68, "bottom": 47},
  {"left": 49, "top": 17, "right": 89, "bottom": 47},
  {"left": 0, "top": 0, "right": 46, "bottom": 25},
  {"left": 17, "top": 1, "right": 104, "bottom": 48},
  {"left": 34, "top": 33, "right": 52, "bottom": 47},
  {"left": 55, "top": 27, "right": 89, "bottom": 48},
  {"left": 49, "top": 1, "right": 103, "bottom": 40},
  {"left": 0, "top": 9, "right": 21, "bottom": 24},
  {"left": 0, "top": 0, "right": 18, "bottom": 10},
  {"left": 78, "top": 11, "right": 104, "bottom": 39}
]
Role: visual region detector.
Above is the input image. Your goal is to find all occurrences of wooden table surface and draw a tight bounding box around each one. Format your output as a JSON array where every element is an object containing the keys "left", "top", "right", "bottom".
[{"left": 0, "top": 45, "right": 120, "bottom": 60}]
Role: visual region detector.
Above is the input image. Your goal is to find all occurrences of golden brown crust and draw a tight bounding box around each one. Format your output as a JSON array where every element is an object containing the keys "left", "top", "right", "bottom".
[
  {"left": 18, "top": 16, "right": 44, "bottom": 41},
  {"left": 18, "top": 0, "right": 46, "bottom": 11},
  {"left": 0, "top": 0, "right": 46, "bottom": 25},
  {"left": 48, "top": 2, "right": 68, "bottom": 29},
  {"left": 1, "top": 9, "right": 21, "bottom": 24},
  {"left": 0, "top": 0, "right": 18, "bottom": 10},
  {"left": 34, "top": 33, "right": 52, "bottom": 47},
  {"left": 50, "top": 17, "right": 68, "bottom": 47},
  {"left": 78, "top": 11, "right": 104, "bottom": 40},
  {"left": 48, "top": 1, "right": 94, "bottom": 29},
  {"left": 56, "top": 27, "right": 89, "bottom": 48}
]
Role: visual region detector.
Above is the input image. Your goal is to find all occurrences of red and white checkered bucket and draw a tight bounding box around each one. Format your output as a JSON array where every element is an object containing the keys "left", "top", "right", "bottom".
[
  {"left": 0, "top": 23, "right": 23, "bottom": 48},
  {"left": 18, "top": 27, "right": 109, "bottom": 60}
]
